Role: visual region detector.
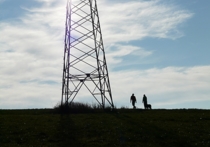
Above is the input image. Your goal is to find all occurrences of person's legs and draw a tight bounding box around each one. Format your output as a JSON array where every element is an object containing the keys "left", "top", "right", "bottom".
[
  {"left": 132, "top": 101, "right": 135, "bottom": 109},
  {"left": 144, "top": 103, "right": 147, "bottom": 109}
]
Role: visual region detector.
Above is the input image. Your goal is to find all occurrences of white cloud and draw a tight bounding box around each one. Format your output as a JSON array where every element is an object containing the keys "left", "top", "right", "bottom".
[
  {"left": 98, "top": 0, "right": 193, "bottom": 44},
  {"left": 106, "top": 44, "right": 152, "bottom": 66}
]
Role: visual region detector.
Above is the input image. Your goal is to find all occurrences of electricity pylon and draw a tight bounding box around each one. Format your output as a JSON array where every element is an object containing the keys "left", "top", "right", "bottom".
[{"left": 61, "top": 0, "right": 114, "bottom": 108}]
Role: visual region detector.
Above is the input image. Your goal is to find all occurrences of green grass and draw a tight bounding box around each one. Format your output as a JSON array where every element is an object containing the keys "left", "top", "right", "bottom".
[{"left": 0, "top": 109, "right": 210, "bottom": 147}]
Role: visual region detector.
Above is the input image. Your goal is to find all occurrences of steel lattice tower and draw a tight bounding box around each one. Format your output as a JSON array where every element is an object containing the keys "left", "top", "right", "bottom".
[{"left": 61, "top": 0, "right": 114, "bottom": 108}]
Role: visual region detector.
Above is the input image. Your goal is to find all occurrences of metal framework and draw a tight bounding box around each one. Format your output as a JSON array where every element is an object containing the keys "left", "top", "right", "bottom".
[{"left": 61, "top": 0, "right": 114, "bottom": 108}]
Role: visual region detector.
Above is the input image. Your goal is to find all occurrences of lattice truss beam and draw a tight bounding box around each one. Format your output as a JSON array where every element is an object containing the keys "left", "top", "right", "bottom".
[{"left": 61, "top": 0, "right": 114, "bottom": 108}]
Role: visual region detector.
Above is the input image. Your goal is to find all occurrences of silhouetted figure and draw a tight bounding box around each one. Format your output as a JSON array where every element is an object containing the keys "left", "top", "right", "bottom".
[
  {"left": 142, "top": 94, "right": 148, "bottom": 109},
  {"left": 130, "top": 94, "right": 137, "bottom": 109},
  {"left": 142, "top": 94, "right": 152, "bottom": 109}
]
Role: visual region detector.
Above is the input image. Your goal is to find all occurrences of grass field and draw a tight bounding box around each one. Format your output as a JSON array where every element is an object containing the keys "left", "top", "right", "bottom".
[{"left": 0, "top": 109, "right": 210, "bottom": 147}]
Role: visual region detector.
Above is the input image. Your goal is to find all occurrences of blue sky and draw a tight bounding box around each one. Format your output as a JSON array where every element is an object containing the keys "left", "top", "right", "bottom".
[{"left": 0, "top": 0, "right": 210, "bottom": 109}]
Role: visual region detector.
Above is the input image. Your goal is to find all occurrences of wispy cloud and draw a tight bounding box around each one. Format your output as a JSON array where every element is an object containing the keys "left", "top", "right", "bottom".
[
  {"left": 98, "top": 0, "right": 193, "bottom": 44},
  {"left": 106, "top": 44, "right": 152, "bottom": 67}
]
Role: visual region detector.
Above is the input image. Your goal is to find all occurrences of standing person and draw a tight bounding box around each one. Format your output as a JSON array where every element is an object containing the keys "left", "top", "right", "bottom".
[
  {"left": 142, "top": 94, "right": 148, "bottom": 109},
  {"left": 130, "top": 94, "right": 137, "bottom": 109}
]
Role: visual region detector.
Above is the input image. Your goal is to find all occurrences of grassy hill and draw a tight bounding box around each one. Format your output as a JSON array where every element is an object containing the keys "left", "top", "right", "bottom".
[{"left": 0, "top": 109, "right": 210, "bottom": 147}]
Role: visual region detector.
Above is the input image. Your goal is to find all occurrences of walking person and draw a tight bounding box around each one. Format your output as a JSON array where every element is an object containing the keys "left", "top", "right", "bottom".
[
  {"left": 130, "top": 94, "right": 137, "bottom": 109},
  {"left": 142, "top": 94, "right": 148, "bottom": 109}
]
